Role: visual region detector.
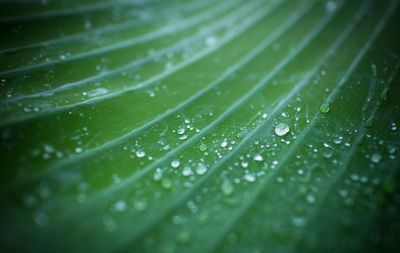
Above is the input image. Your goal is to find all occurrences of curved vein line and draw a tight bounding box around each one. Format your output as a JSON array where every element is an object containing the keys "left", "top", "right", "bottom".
[
  {"left": 0, "top": 0, "right": 243, "bottom": 76},
  {"left": 3, "top": 0, "right": 259, "bottom": 102},
  {"left": 0, "top": 0, "right": 269, "bottom": 126},
  {"left": 0, "top": 0, "right": 211, "bottom": 54},
  {"left": 0, "top": 0, "right": 292, "bottom": 195},
  {"left": 109, "top": 2, "right": 347, "bottom": 249},
  {"left": 302, "top": 56, "right": 400, "bottom": 238},
  {"left": 0, "top": 0, "right": 162, "bottom": 23},
  {"left": 204, "top": 1, "right": 398, "bottom": 250}
]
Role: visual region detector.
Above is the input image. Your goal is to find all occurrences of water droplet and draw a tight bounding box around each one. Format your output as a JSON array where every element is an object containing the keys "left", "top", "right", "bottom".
[
  {"left": 33, "top": 211, "right": 48, "bottom": 228},
  {"left": 199, "top": 143, "right": 207, "bottom": 151},
  {"left": 182, "top": 166, "right": 193, "bottom": 176},
  {"left": 306, "top": 194, "right": 315, "bottom": 204},
  {"left": 333, "top": 137, "right": 342, "bottom": 144},
  {"left": 319, "top": 103, "right": 330, "bottom": 114},
  {"left": 88, "top": 88, "right": 109, "bottom": 97},
  {"left": 221, "top": 179, "right": 234, "bottom": 196},
  {"left": 244, "top": 174, "right": 256, "bottom": 182},
  {"left": 370, "top": 153, "right": 382, "bottom": 164},
  {"left": 292, "top": 217, "right": 306, "bottom": 227},
  {"left": 253, "top": 154, "right": 263, "bottom": 161},
  {"left": 196, "top": 164, "right": 207, "bottom": 175},
  {"left": 177, "top": 128, "right": 185, "bottom": 135},
  {"left": 153, "top": 168, "right": 163, "bottom": 181},
  {"left": 133, "top": 199, "right": 147, "bottom": 212},
  {"left": 161, "top": 178, "right": 172, "bottom": 189},
  {"left": 323, "top": 150, "right": 333, "bottom": 158},
  {"left": 197, "top": 212, "right": 210, "bottom": 225},
  {"left": 75, "top": 147, "right": 83, "bottom": 153},
  {"left": 241, "top": 161, "right": 248, "bottom": 168},
  {"left": 136, "top": 150, "right": 145, "bottom": 158},
  {"left": 325, "top": 1, "right": 337, "bottom": 12},
  {"left": 114, "top": 200, "right": 127, "bottom": 212},
  {"left": 205, "top": 36, "right": 217, "bottom": 46},
  {"left": 171, "top": 160, "right": 180, "bottom": 168},
  {"left": 275, "top": 123, "right": 289, "bottom": 136},
  {"left": 43, "top": 144, "right": 55, "bottom": 153},
  {"left": 221, "top": 140, "right": 228, "bottom": 147},
  {"left": 387, "top": 145, "right": 397, "bottom": 154},
  {"left": 176, "top": 230, "right": 191, "bottom": 244}
]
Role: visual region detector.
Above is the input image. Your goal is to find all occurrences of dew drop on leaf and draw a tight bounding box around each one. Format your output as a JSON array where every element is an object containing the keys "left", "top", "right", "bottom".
[
  {"left": 195, "top": 164, "right": 207, "bottom": 175},
  {"left": 275, "top": 123, "right": 289, "bottom": 136},
  {"left": 153, "top": 168, "right": 163, "bottom": 181},
  {"left": 182, "top": 166, "right": 192, "bottom": 176},
  {"left": 199, "top": 143, "right": 207, "bottom": 152},
  {"left": 171, "top": 160, "right": 180, "bottom": 168},
  {"left": 221, "top": 179, "right": 234, "bottom": 196},
  {"left": 136, "top": 150, "right": 145, "bottom": 158},
  {"left": 244, "top": 174, "right": 256, "bottom": 182},
  {"left": 292, "top": 217, "right": 306, "bottom": 227},
  {"left": 253, "top": 154, "right": 263, "bottom": 161},
  {"left": 161, "top": 178, "right": 172, "bottom": 189},
  {"left": 370, "top": 153, "right": 382, "bottom": 164},
  {"left": 177, "top": 128, "right": 185, "bottom": 135},
  {"left": 133, "top": 199, "right": 147, "bottom": 212},
  {"left": 33, "top": 211, "right": 48, "bottom": 228},
  {"left": 319, "top": 103, "right": 330, "bottom": 113},
  {"left": 114, "top": 200, "right": 127, "bottom": 212}
]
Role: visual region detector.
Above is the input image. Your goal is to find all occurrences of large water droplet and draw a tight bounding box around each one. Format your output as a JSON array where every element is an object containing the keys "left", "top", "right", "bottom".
[{"left": 275, "top": 123, "right": 289, "bottom": 136}]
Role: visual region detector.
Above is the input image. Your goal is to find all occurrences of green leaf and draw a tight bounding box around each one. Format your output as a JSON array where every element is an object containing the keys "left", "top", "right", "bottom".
[{"left": 1, "top": 0, "right": 400, "bottom": 252}]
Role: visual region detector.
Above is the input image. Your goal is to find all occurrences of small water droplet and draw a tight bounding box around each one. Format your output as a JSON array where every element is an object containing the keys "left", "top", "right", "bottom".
[
  {"left": 221, "top": 140, "right": 228, "bottom": 147},
  {"left": 171, "top": 159, "right": 180, "bottom": 168},
  {"left": 199, "top": 143, "right": 207, "bottom": 151},
  {"left": 136, "top": 150, "right": 145, "bottom": 158},
  {"left": 196, "top": 164, "right": 207, "bottom": 175},
  {"left": 153, "top": 168, "right": 163, "bottom": 181},
  {"left": 253, "top": 154, "right": 263, "bottom": 161},
  {"left": 370, "top": 153, "right": 382, "bottom": 164},
  {"left": 205, "top": 36, "right": 217, "bottom": 46},
  {"left": 221, "top": 179, "right": 234, "bottom": 196},
  {"left": 133, "top": 199, "right": 147, "bottom": 212},
  {"left": 176, "top": 230, "right": 191, "bottom": 244},
  {"left": 292, "top": 217, "right": 306, "bottom": 227},
  {"left": 319, "top": 103, "right": 330, "bottom": 114},
  {"left": 161, "top": 178, "right": 172, "bottom": 189},
  {"left": 114, "top": 200, "right": 127, "bottom": 212},
  {"left": 182, "top": 166, "right": 193, "bottom": 176},
  {"left": 325, "top": 1, "right": 337, "bottom": 12},
  {"left": 306, "top": 194, "right": 315, "bottom": 204},
  {"left": 244, "top": 174, "right": 256, "bottom": 182},
  {"left": 33, "top": 211, "right": 48, "bottom": 228}
]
